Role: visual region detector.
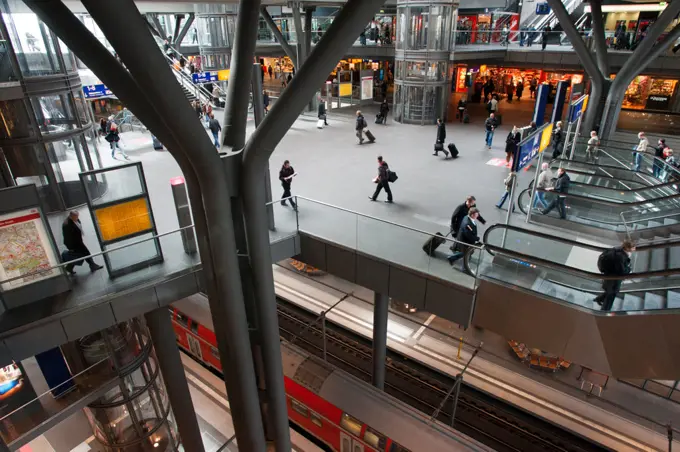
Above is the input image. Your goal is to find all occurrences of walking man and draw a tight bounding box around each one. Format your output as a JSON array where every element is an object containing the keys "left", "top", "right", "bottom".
[
  {"left": 62, "top": 211, "right": 103, "bottom": 275},
  {"left": 485, "top": 113, "right": 497, "bottom": 149},
  {"left": 279, "top": 160, "right": 297, "bottom": 210},
  {"left": 369, "top": 155, "right": 393, "bottom": 203},
  {"left": 542, "top": 167, "right": 570, "bottom": 219},
  {"left": 451, "top": 196, "right": 486, "bottom": 236},
  {"left": 447, "top": 207, "right": 480, "bottom": 271},
  {"left": 356, "top": 110, "right": 373, "bottom": 144},
  {"left": 208, "top": 113, "right": 221, "bottom": 149},
  {"left": 595, "top": 240, "right": 635, "bottom": 311},
  {"left": 433, "top": 118, "right": 446, "bottom": 156},
  {"left": 585, "top": 130, "right": 600, "bottom": 164}
]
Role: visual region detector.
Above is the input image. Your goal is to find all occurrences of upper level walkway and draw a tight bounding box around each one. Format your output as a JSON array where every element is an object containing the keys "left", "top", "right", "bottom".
[{"left": 2, "top": 99, "right": 680, "bottom": 380}]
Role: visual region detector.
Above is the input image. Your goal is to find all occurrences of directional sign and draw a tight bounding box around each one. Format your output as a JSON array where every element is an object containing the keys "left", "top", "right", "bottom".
[
  {"left": 191, "top": 71, "right": 218, "bottom": 84},
  {"left": 82, "top": 84, "right": 113, "bottom": 99}
]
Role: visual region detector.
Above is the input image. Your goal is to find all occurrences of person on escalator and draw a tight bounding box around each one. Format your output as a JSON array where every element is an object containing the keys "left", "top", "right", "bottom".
[
  {"left": 585, "top": 130, "right": 600, "bottom": 164},
  {"left": 541, "top": 167, "right": 570, "bottom": 219},
  {"left": 654, "top": 138, "right": 668, "bottom": 178},
  {"left": 595, "top": 240, "right": 635, "bottom": 311},
  {"left": 633, "top": 131, "right": 649, "bottom": 172}
]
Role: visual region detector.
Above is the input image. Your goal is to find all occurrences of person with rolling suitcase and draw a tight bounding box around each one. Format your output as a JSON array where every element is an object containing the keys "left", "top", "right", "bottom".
[
  {"left": 423, "top": 231, "right": 452, "bottom": 256},
  {"left": 356, "top": 110, "right": 368, "bottom": 144},
  {"left": 433, "top": 118, "right": 449, "bottom": 157},
  {"left": 447, "top": 207, "right": 480, "bottom": 271}
]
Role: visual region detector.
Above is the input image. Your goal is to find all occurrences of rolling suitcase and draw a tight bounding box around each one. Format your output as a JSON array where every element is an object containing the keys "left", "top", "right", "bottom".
[
  {"left": 364, "top": 129, "right": 376, "bottom": 143},
  {"left": 317, "top": 119, "right": 324, "bottom": 129},
  {"left": 463, "top": 113, "right": 470, "bottom": 123},
  {"left": 422, "top": 232, "right": 447, "bottom": 256},
  {"left": 152, "top": 135, "right": 163, "bottom": 150},
  {"left": 448, "top": 143, "right": 459, "bottom": 158},
  {"left": 375, "top": 114, "right": 384, "bottom": 124}
]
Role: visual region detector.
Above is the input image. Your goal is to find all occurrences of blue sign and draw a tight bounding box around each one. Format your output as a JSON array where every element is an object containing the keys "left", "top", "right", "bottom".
[
  {"left": 83, "top": 84, "right": 113, "bottom": 99},
  {"left": 550, "top": 80, "right": 569, "bottom": 124},
  {"left": 514, "top": 134, "right": 541, "bottom": 172},
  {"left": 191, "top": 71, "right": 218, "bottom": 84},
  {"left": 568, "top": 94, "right": 588, "bottom": 123},
  {"left": 532, "top": 84, "right": 549, "bottom": 127},
  {"left": 536, "top": 3, "right": 551, "bottom": 15}
]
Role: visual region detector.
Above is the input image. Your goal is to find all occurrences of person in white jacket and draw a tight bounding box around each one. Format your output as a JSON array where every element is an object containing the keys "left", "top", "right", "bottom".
[
  {"left": 534, "top": 162, "right": 553, "bottom": 210},
  {"left": 633, "top": 131, "right": 649, "bottom": 172}
]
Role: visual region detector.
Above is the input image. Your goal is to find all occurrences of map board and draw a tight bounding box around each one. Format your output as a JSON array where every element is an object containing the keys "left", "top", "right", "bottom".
[
  {"left": 0, "top": 208, "right": 59, "bottom": 290},
  {"left": 94, "top": 198, "right": 153, "bottom": 242}
]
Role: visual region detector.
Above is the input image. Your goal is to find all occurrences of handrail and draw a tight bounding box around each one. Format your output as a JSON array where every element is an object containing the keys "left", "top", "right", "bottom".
[
  {"left": 548, "top": 278, "right": 680, "bottom": 296},
  {"left": 552, "top": 165, "right": 678, "bottom": 193},
  {"left": 534, "top": 186, "right": 680, "bottom": 208},
  {"left": 294, "top": 195, "right": 484, "bottom": 250},
  {"left": 0, "top": 224, "right": 195, "bottom": 287}
]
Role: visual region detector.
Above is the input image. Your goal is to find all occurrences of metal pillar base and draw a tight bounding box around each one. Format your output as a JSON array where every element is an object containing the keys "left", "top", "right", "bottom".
[{"left": 372, "top": 292, "right": 389, "bottom": 390}]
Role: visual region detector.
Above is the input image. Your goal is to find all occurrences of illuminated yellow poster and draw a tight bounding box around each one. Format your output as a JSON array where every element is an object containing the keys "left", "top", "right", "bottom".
[
  {"left": 339, "top": 83, "right": 352, "bottom": 97},
  {"left": 95, "top": 198, "right": 153, "bottom": 242},
  {"left": 539, "top": 123, "right": 553, "bottom": 153},
  {"left": 217, "top": 69, "right": 230, "bottom": 81}
]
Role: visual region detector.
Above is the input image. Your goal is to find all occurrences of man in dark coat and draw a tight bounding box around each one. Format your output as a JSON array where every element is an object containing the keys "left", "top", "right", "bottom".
[
  {"left": 318, "top": 99, "right": 328, "bottom": 125},
  {"left": 542, "top": 168, "right": 570, "bottom": 219},
  {"left": 595, "top": 240, "right": 635, "bottom": 311},
  {"left": 447, "top": 207, "right": 481, "bottom": 269},
  {"left": 433, "top": 118, "right": 447, "bottom": 156},
  {"left": 62, "top": 211, "right": 103, "bottom": 275},
  {"left": 450, "top": 196, "right": 486, "bottom": 235},
  {"left": 369, "top": 155, "right": 393, "bottom": 203}
]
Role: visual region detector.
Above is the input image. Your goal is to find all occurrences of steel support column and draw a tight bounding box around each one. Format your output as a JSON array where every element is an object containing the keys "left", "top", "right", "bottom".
[
  {"left": 145, "top": 308, "right": 205, "bottom": 451},
  {"left": 546, "top": 0, "right": 604, "bottom": 134},
  {"left": 261, "top": 7, "right": 298, "bottom": 68},
  {"left": 240, "top": 1, "right": 384, "bottom": 451},
  {"left": 372, "top": 292, "right": 389, "bottom": 390},
  {"left": 23, "top": 1, "right": 267, "bottom": 450},
  {"left": 304, "top": 8, "right": 313, "bottom": 57},
  {"left": 222, "top": 0, "right": 262, "bottom": 151},
  {"left": 252, "top": 63, "right": 275, "bottom": 231},
  {"left": 589, "top": 0, "right": 609, "bottom": 76},
  {"left": 172, "top": 14, "right": 184, "bottom": 45},
  {"left": 175, "top": 13, "right": 195, "bottom": 47},
  {"left": 292, "top": 3, "right": 306, "bottom": 60},
  {"left": 150, "top": 14, "right": 166, "bottom": 40}
]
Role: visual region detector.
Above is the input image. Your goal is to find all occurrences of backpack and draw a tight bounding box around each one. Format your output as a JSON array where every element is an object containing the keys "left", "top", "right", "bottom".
[{"left": 597, "top": 248, "right": 617, "bottom": 274}]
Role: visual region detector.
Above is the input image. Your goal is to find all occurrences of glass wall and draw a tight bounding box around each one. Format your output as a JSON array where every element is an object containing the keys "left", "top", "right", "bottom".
[{"left": 396, "top": 3, "right": 453, "bottom": 51}]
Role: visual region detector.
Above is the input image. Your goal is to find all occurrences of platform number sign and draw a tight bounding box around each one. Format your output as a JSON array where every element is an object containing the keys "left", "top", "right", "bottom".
[{"left": 186, "top": 333, "right": 203, "bottom": 361}]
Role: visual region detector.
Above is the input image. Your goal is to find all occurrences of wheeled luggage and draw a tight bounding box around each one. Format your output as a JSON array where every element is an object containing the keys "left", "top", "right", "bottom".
[
  {"left": 463, "top": 112, "right": 470, "bottom": 123},
  {"left": 152, "top": 135, "right": 163, "bottom": 150},
  {"left": 364, "top": 129, "right": 376, "bottom": 142},
  {"left": 317, "top": 119, "right": 324, "bottom": 129},
  {"left": 448, "top": 143, "right": 459, "bottom": 158},
  {"left": 375, "top": 114, "right": 384, "bottom": 124},
  {"left": 422, "top": 232, "right": 447, "bottom": 256}
]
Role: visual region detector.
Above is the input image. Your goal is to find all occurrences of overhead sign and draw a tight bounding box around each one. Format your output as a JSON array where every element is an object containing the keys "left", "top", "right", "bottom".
[
  {"left": 0, "top": 208, "right": 59, "bottom": 290},
  {"left": 83, "top": 84, "right": 113, "bottom": 99},
  {"left": 191, "top": 71, "right": 218, "bottom": 84},
  {"left": 536, "top": 3, "right": 551, "bottom": 14}
]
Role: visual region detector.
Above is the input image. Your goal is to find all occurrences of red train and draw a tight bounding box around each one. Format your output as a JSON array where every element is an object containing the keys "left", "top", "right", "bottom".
[{"left": 170, "top": 295, "right": 492, "bottom": 452}]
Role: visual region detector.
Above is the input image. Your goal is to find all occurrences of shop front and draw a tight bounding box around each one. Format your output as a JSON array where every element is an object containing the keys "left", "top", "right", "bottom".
[
  {"left": 620, "top": 75, "right": 679, "bottom": 112},
  {"left": 455, "top": 11, "right": 519, "bottom": 45}
]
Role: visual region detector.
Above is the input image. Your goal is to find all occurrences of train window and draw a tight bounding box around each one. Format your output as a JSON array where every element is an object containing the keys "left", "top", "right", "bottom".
[
  {"left": 310, "top": 412, "right": 322, "bottom": 428},
  {"left": 190, "top": 321, "right": 198, "bottom": 335},
  {"left": 340, "top": 413, "right": 363, "bottom": 437},
  {"left": 363, "top": 427, "right": 386, "bottom": 450},
  {"left": 290, "top": 399, "right": 309, "bottom": 417},
  {"left": 176, "top": 312, "right": 189, "bottom": 327},
  {"left": 389, "top": 442, "right": 412, "bottom": 452}
]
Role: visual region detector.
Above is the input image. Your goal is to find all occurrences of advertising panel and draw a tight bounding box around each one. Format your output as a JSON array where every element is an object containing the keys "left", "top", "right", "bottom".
[
  {"left": 217, "top": 69, "right": 231, "bottom": 81},
  {"left": 514, "top": 123, "right": 552, "bottom": 171},
  {"left": 83, "top": 84, "right": 114, "bottom": 99},
  {"left": 339, "top": 83, "right": 352, "bottom": 97},
  {"left": 94, "top": 198, "right": 153, "bottom": 242},
  {"left": 0, "top": 208, "right": 59, "bottom": 290},
  {"left": 361, "top": 76, "right": 373, "bottom": 100},
  {"left": 0, "top": 362, "right": 36, "bottom": 418}
]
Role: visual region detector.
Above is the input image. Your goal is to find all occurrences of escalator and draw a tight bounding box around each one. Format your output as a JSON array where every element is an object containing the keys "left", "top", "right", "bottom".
[{"left": 469, "top": 223, "right": 680, "bottom": 378}]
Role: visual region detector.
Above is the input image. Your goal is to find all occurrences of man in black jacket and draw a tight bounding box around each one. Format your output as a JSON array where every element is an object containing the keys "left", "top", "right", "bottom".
[
  {"left": 542, "top": 168, "right": 570, "bottom": 219},
  {"left": 595, "top": 240, "right": 635, "bottom": 311},
  {"left": 551, "top": 121, "right": 563, "bottom": 160},
  {"left": 450, "top": 196, "right": 486, "bottom": 235},
  {"left": 318, "top": 99, "right": 328, "bottom": 126},
  {"left": 355, "top": 110, "right": 368, "bottom": 144},
  {"left": 433, "top": 118, "right": 446, "bottom": 156},
  {"left": 62, "top": 211, "right": 103, "bottom": 275},
  {"left": 447, "top": 207, "right": 480, "bottom": 269},
  {"left": 369, "top": 156, "right": 393, "bottom": 203},
  {"left": 279, "top": 160, "right": 297, "bottom": 210}
]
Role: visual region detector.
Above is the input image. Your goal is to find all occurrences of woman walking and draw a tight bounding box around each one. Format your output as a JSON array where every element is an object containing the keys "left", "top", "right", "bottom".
[{"left": 505, "top": 126, "right": 521, "bottom": 167}]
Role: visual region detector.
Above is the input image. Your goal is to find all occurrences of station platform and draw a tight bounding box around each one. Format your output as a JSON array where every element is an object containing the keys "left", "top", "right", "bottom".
[{"left": 272, "top": 262, "right": 680, "bottom": 451}]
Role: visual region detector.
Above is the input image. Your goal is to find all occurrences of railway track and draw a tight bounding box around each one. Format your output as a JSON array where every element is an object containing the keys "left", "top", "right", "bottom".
[{"left": 277, "top": 297, "right": 611, "bottom": 452}]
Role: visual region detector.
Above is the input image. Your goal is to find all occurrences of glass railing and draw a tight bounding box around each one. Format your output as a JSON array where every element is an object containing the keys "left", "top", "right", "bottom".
[
  {"left": 480, "top": 224, "right": 680, "bottom": 313},
  {"left": 0, "top": 358, "right": 116, "bottom": 446},
  {"left": 0, "top": 226, "right": 199, "bottom": 308},
  {"left": 286, "top": 196, "right": 482, "bottom": 288}
]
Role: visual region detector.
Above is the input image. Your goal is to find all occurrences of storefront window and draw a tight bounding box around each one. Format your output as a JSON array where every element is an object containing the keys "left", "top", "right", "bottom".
[{"left": 622, "top": 76, "right": 678, "bottom": 111}]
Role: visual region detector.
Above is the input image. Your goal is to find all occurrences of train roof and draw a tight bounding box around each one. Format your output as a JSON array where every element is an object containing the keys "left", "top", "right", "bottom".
[{"left": 171, "top": 294, "right": 214, "bottom": 331}]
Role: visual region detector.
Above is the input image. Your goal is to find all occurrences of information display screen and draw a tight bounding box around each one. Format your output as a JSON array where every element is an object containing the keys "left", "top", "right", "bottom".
[
  {"left": 95, "top": 198, "right": 153, "bottom": 242},
  {"left": 0, "top": 208, "right": 59, "bottom": 290}
]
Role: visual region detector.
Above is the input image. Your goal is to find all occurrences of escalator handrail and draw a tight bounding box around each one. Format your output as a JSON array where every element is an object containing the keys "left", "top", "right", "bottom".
[
  {"left": 532, "top": 186, "right": 680, "bottom": 208},
  {"left": 162, "top": 52, "right": 216, "bottom": 102},
  {"left": 554, "top": 166, "right": 650, "bottom": 188},
  {"left": 553, "top": 157, "right": 659, "bottom": 180},
  {"left": 483, "top": 223, "right": 680, "bottom": 255},
  {"left": 547, "top": 278, "right": 680, "bottom": 296},
  {"left": 620, "top": 209, "right": 680, "bottom": 226},
  {"left": 551, "top": 166, "right": 678, "bottom": 193}
]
